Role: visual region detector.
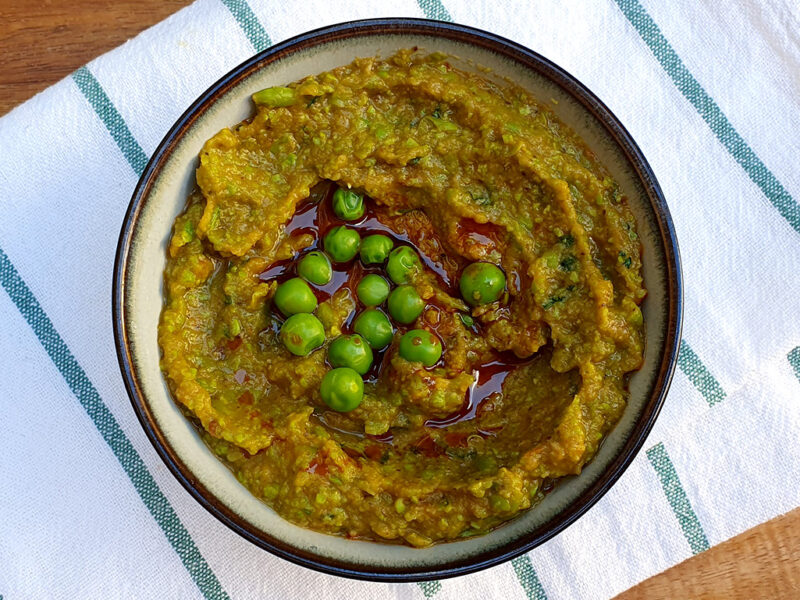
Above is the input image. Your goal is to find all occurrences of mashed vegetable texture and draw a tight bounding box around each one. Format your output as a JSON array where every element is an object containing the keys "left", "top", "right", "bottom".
[{"left": 159, "top": 50, "right": 645, "bottom": 546}]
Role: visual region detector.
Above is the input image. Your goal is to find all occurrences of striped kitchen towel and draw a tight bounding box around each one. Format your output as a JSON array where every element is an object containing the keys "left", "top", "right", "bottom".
[{"left": 1, "top": 1, "right": 799, "bottom": 599}]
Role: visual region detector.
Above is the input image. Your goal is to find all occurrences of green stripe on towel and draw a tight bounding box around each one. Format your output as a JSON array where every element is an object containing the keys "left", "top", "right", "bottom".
[
  {"left": 418, "top": 581, "right": 442, "bottom": 598},
  {"left": 512, "top": 555, "right": 549, "bottom": 600},
  {"left": 0, "top": 247, "right": 229, "bottom": 600},
  {"left": 220, "top": 0, "right": 272, "bottom": 52},
  {"left": 788, "top": 346, "right": 800, "bottom": 382},
  {"left": 615, "top": 0, "right": 800, "bottom": 235},
  {"left": 416, "top": 0, "right": 452, "bottom": 21},
  {"left": 677, "top": 342, "right": 726, "bottom": 407},
  {"left": 647, "top": 442, "right": 710, "bottom": 555},
  {"left": 72, "top": 67, "right": 149, "bottom": 176}
]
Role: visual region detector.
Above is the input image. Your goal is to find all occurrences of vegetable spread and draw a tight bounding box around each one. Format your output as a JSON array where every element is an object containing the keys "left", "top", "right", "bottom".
[{"left": 158, "top": 49, "right": 646, "bottom": 546}]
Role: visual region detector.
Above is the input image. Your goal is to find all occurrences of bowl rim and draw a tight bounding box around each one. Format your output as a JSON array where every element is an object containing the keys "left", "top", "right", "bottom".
[{"left": 113, "top": 17, "right": 683, "bottom": 582}]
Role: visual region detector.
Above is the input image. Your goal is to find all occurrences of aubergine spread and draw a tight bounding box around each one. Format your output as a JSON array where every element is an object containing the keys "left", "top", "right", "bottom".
[{"left": 158, "top": 50, "right": 646, "bottom": 547}]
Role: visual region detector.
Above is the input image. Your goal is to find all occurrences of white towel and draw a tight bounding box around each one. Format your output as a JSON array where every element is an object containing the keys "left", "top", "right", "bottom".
[{"left": 1, "top": 1, "right": 799, "bottom": 598}]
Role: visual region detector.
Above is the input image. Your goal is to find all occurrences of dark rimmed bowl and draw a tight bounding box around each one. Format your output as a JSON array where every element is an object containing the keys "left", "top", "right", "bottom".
[{"left": 113, "top": 18, "right": 682, "bottom": 582}]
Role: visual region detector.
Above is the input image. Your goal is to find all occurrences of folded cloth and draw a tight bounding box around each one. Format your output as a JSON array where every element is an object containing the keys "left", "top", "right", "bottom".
[{"left": 1, "top": 1, "right": 799, "bottom": 598}]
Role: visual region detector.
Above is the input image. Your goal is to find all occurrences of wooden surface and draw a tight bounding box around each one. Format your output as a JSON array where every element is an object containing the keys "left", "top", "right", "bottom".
[
  {"left": 2, "top": 2, "right": 798, "bottom": 598},
  {"left": 616, "top": 507, "right": 800, "bottom": 599},
  {"left": 0, "top": 0, "right": 191, "bottom": 116}
]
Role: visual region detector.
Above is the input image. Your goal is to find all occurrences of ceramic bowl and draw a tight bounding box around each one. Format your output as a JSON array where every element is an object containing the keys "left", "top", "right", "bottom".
[{"left": 113, "top": 18, "right": 682, "bottom": 581}]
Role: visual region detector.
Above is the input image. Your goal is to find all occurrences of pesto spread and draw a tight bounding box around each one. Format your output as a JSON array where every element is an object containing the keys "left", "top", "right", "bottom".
[{"left": 158, "top": 50, "right": 646, "bottom": 546}]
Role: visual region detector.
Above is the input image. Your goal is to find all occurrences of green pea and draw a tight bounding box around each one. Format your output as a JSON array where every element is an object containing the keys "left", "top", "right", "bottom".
[
  {"left": 320, "top": 367, "right": 364, "bottom": 412},
  {"left": 459, "top": 262, "right": 506, "bottom": 306},
  {"left": 297, "top": 251, "right": 332, "bottom": 285},
  {"left": 386, "top": 246, "right": 421, "bottom": 284},
  {"left": 252, "top": 86, "right": 296, "bottom": 107},
  {"left": 273, "top": 278, "right": 318, "bottom": 315},
  {"left": 332, "top": 187, "right": 365, "bottom": 221},
  {"left": 360, "top": 234, "right": 394, "bottom": 264},
  {"left": 328, "top": 334, "right": 373, "bottom": 375},
  {"left": 357, "top": 274, "right": 390, "bottom": 307},
  {"left": 399, "top": 329, "right": 443, "bottom": 367},
  {"left": 353, "top": 309, "right": 394, "bottom": 350},
  {"left": 280, "top": 313, "right": 325, "bottom": 356},
  {"left": 324, "top": 226, "right": 360, "bottom": 262},
  {"left": 387, "top": 285, "right": 424, "bottom": 324}
]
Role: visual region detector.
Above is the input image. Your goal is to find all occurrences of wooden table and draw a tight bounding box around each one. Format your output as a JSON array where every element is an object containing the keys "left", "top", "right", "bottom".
[
  {"left": 2, "top": 1, "right": 798, "bottom": 597},
  {"left": 0, "top": 0, "right": 191, "bottom": 115}
]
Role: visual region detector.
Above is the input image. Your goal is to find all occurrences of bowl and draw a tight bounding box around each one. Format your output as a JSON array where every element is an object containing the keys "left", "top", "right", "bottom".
[{"left": 113, "top": 18, "right": 682, "bottom": 581}]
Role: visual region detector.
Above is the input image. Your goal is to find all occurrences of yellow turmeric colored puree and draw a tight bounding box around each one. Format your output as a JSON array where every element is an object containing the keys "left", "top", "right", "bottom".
[{"left": 158, "top": 50, "right": 646, "bottom": 546}]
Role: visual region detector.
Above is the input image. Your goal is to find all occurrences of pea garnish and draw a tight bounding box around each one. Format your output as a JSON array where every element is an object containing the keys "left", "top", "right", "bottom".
[
  {"left": 356, "top": 274, "right": 391, "bottom": 307},
  {"left": 324, "top": 225, "right": 361, "bottom": 262},
  {"left": 360, "top": 234, "right": 393, "bottom": 265},
  {"left": 332, "top": 187, "right": 365, "bottom": 221},
  {"left": 280, "top": 313, "right": 325, "bottom": 356},
  {"left": 297, "top": 251, "right": 332, "bottom": 285},
  {"left": 320, "top": 367, "right": 364, "bottom": 412},
  {"left": 277, "top": 192, "right": 451, "bottom": 387},
  {"left": 274, "top": 277, "right": 318, "bottom": 315},
  {"left": 386, "top": 246, "right": 421, "bottom": 284},
  {"left": 328, "top": 334, "right": 373, "bottom": 375},
  {"left": 459, "top": 262, "right": 506, "bottom": 306},
  {"left": 399, "top": 329, "right": 443, "bottom": 367},
  {"left": 387, "top": 285, "right": 424, "bottom": 324},
  {"left": 252, "top": 86, "right": 296, "bottom": 107},
  {"left": 353, "top": 308, "right": 394, "bottom": 350}
]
